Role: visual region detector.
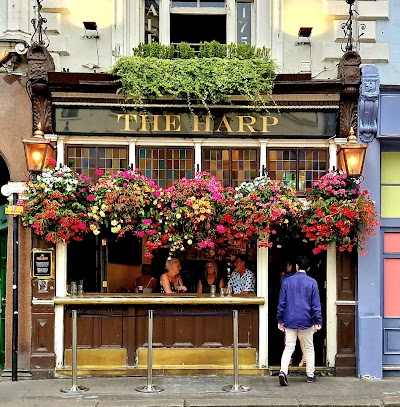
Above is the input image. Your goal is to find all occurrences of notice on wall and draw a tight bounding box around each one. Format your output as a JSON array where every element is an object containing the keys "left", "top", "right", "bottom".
[{"left": 32, "top": 249, "right": 54, "bottom": 279}]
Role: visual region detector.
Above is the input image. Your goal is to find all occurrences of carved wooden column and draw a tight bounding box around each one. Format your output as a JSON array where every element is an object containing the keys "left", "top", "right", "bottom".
[
  {"left": 335, "top": 51, "right": 361, "bottom": 376},
  {"left": 26, "top": 42, "right": 55, "bottom": 133},
  {"left": 26, "top": 43, "right": 56, "bottom": 378},
  {"left": 338, "top": 51, "right": 361, "bottom": 137}
]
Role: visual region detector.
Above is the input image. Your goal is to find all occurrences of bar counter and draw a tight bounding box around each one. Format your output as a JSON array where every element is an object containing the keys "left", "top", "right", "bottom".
[
  {"left": 53, "top": 293, "right": 264, "bottom": 372},
  {"left": 54, "top": 293, "right": 265, "bottom": 305}
]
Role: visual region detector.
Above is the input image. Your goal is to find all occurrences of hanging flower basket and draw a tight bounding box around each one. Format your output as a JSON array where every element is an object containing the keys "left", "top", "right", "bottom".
[
  {"left": 301, "top": 171, "right": 380, "bottom": 254},
  {"left": 145, "top": 172, "right": 232, "bottom": 255},
  {"left": 21, "top": 165, "right": 92, "bottom": 244},
  {"left": 88, "top": 169, "right": 162, "bottom": 238},
  {"left": 232, "top": 176, "right": 304, "bottom": 249}
]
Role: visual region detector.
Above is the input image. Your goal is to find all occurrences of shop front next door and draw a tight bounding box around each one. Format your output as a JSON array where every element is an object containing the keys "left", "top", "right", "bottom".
[{"left": 382, "top": 231, "right": 400, "bottom": 366}]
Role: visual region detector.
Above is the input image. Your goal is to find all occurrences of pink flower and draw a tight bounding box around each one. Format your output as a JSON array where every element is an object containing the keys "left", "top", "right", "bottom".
[
  {"left": 216, "top": 225, "right": 226, "bottom": 233},
  {"left": 86, "top": 194, "right": 95, "bottom": 202},
  {"left": 143, "top": 219, "right": 152, "bottom": 225},
  {"left": 95, "top": 169, "right": 104, "bottom": 176},
  {"left": 135, "top": 231, "right": 145, "bottom": 237}
]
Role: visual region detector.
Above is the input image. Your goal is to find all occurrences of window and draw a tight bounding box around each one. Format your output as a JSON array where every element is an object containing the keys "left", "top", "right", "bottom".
[
  {"left": 138, "top": 147, "right": 194, "bottom": 188},
  {"left": 381, "top": 152, "right": 400, "bottom": 218},
  {"left": 67, "top": 146, "right": 128, "bottom": 179},
  {"left": 202, "top": 147, "right": 258, "bottom": 187},
  {"left": 268, "top": 149, "right": 328, "bottom": 192},
  {"left": 172, "top": 1, "right": 225, "bottom": 7},
  {"left": 170, "top": 0, "right": 226, "bottom": 49}
]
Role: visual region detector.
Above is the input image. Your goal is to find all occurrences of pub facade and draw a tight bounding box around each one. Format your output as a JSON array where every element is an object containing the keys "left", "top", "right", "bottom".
[{"left": 0, "top": 0, "right": 386, "bottom": 378}]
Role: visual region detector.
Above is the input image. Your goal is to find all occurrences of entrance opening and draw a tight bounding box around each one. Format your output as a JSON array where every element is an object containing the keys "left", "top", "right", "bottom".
[{"left": 268, "top": 238, "right": 327, "bottom": 367}]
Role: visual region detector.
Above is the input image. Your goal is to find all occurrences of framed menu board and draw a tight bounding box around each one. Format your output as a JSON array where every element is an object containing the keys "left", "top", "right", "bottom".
[{"left": 32, "top": 249, "right": 54, "bottom": 279}]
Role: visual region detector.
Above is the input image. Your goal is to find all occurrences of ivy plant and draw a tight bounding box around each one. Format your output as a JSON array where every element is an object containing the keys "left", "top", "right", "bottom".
[{"left": 110, "top": 42, "right": 277, "bottom": 111}]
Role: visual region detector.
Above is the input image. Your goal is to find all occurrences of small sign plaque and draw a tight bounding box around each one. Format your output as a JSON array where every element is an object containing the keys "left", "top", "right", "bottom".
[
  {"left": 5, "top": 205, "right": 23, "bottom": 215},
  {"left": 32, "top": 249, "right": 54, "bottom": 279}
]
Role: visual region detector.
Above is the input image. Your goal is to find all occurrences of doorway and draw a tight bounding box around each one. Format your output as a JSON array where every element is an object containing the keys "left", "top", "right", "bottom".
[{"left": 267, "top": 239, "right": 327, "bottom": 367}]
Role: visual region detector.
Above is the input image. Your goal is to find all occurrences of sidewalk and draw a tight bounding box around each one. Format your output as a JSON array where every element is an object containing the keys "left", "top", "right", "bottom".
[{"left": 1, "top": 374, "right": 400, "bottom": 407}]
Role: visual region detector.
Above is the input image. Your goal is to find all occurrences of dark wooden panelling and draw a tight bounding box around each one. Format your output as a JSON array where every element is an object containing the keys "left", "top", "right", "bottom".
[
  {"left": 337, "top": 252, "right": 356, "bottom": 301},
  {"left": 63, "top": 305, "right": 259, "bottom": 362},
  {"left": 31, "top": 305, "right": 55, "bottom": 370},
  {"left": 336, "top": 252, "right": 357, "bottom": 376}
]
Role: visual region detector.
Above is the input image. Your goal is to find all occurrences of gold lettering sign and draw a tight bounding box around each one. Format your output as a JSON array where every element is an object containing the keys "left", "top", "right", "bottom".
[{"left": 116, "top": 113, "right": 280, "bottom": 134}]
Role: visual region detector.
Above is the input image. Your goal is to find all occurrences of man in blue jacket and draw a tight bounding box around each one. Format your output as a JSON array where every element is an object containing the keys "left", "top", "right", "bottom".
[{"left": 277, "top": 256, "right": 322, "bottom": 386}]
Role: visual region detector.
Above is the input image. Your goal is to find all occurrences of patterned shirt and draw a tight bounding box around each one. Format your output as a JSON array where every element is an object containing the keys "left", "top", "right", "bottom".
[{"left": 228, "top": 269, "right": 255, "bottom": 294}]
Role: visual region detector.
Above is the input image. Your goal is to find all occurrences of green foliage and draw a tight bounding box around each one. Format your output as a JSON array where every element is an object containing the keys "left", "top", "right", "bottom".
[
  {"left": 176, "top": 42, "right": 196, "bottom": 59},
  {"left": 111, "top": 42, "right": 277, "bottom": 110}
]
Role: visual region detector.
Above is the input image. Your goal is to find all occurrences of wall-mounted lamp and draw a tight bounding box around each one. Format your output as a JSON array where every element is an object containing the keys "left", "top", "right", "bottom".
[
  {"left": 337, "top": 127, "right": 368, "bottom": 178},
  {"left": 296, "top": 27, "right": 313, "bottom": 45},
  {"left": 83, "top": 21, "right": 99, "bottom": 39},
  {"left": 22, "top": 123, "right": 55, "bottom": 174}
]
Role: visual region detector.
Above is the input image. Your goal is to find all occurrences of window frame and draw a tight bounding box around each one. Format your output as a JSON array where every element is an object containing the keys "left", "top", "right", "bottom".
[{"left": 66, "top": 145, "right": 129, "bottom": 179}]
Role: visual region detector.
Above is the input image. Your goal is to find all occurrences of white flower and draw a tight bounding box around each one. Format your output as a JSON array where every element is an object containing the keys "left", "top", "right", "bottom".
[
  {"left": 187, "top": 239, "right": 193, "bottom": 245},
  {"left": 176, "top": 213, "right": 181, "bottom": 219}
]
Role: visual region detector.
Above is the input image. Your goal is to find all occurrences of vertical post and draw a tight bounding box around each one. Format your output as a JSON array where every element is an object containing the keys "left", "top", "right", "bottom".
[
  {"left": 71, "top": 310, "right": 78, "bottom": 390},
  {"left": 135, "top": 310, "right": 163, "bottom": 393},
  {"left": 11, "top": 193, "right": 18, "bottom": 382},
  {"left": 60, "top": 310, "right": 88, "bottom": 393},
  {"left": 232, "top": 309, "right": 239, "bottom": 389},
  {"left": 146, "top": 309, "right": 154, "bottom": 389},
  {"left": 223, "top": 310, "right": 250, "bottom": 392}
]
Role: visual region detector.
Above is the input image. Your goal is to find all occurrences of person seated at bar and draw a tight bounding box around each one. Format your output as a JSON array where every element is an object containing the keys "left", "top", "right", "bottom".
[
  {"left": 135, "top": 264, "right": 157, "bottom": 293},
  {"left": 228, "top": 254, "right": 255, "bottom": 294},
  {"left": 160, "top": 258, "right": 187, "bottom": 293},
  {"left": 197, "top": 260, "right": 225, "bottom": 293}
]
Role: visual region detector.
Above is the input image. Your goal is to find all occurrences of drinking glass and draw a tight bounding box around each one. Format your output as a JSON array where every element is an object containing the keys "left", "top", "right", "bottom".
[{"left": 210, "top": 285, "right": 216, "bottom": 297}]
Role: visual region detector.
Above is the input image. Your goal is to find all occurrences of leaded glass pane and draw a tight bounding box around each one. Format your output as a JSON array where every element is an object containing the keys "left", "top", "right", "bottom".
[
  {"left": 202, "top": 148, "right": 258, "bottom": 187},
  {"left": 269, "top": 148, "right": 328, "bottom": 192},
  {"left": 138, "top": 147, "right": 194, "bottom": 188},
  {"left": 67, "top": 146, "right": 127, "bottom": 179}
]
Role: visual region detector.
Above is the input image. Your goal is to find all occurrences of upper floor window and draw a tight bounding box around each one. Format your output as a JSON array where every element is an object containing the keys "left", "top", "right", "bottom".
[
  {"left": 172, "top": 0, "right": 225, "bottom": 7},
  {"left": 144, "top": 0, "right": 253, "bottom": 48},
  {"left": 170, "top": 0, "right": 226, "bottom": 48}
]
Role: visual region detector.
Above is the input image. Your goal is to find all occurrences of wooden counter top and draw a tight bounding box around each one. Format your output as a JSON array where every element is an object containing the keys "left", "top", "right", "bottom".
[{"left": 54, "top": 293, "right": 265, "bottom": 305}]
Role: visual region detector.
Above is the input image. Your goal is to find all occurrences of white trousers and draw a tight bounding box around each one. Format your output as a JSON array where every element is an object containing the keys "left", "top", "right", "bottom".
[{"left": 280, "top": 327, "right": 315, "bottom": 377}]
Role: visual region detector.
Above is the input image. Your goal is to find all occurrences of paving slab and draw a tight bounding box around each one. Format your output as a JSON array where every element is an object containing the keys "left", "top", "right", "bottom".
[{"left": 1, "top": 375, "right": 400, "bottom": 407}]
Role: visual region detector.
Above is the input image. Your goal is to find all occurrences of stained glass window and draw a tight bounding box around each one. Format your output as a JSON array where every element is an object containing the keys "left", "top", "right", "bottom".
[
  {"left": 138, "top": 147, "right": 194, "bottom": 188},
  {"left": 67, "top": 146, "right": 128, "bottom": 179},
  {"left": 202, "top": 148, "right": 258, "bottom": 187},
  {"left": 268, "top": 149, "right": 327, "bottom": 192}
]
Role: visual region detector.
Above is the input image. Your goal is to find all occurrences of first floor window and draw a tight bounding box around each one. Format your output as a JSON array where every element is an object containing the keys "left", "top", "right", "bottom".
[{"left": 138, "top": 147, "right": 194, "bottom": 188}]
